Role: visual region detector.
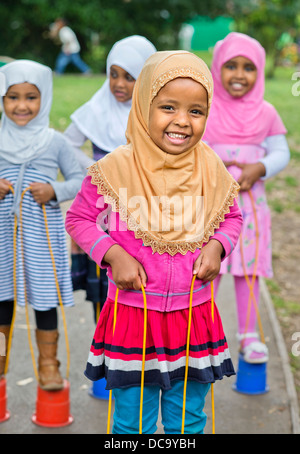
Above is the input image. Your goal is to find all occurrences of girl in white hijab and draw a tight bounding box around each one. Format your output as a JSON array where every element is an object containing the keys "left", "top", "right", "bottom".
[
  {"left": 64, "top": 35, "right": 156, "bottom": 171},
  {"left": 64, "top": 35, "right": 156, "bottom": 321},
  {"left": 0, "top": 60, "right": 83, "bottom": 390}
]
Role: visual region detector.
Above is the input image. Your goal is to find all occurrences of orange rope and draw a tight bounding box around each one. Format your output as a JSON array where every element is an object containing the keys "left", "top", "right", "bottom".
[
  {"left": 6, "top": 186, "right": 70, "bottom": 382},
  {"left": 4, "top": 186, "right": 17, "bottom": 375},
  {"left": 106, "top": 288, "right": 118, "bottom": 434},
  {"left": 181, "top": 274, "right": 196, "bottom": 434},
  {"left": 96, "top": 265, "right": 101, "bottom": 322},
  {"left": 19, "top": 187, "right": 40, "bottom": 381},
  {"left": 239, "top": 189, "right": 265, "bottom": 347},
  {"left": 41, "top": 201, "right": 70, "bottom": 379},
  {"left": 210, "top": 281, "right": 215, "bottom": 435},
  {"left": 182, "top": 276, "right": 215, "bottom": 434},
  {"left": 107, "top": 285, "right": 147, "bottom": 434}
]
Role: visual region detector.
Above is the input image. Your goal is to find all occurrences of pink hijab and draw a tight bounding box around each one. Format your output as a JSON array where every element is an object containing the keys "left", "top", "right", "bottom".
[{"left": 203, "top": 32, "right": 286, "bottom": 145}]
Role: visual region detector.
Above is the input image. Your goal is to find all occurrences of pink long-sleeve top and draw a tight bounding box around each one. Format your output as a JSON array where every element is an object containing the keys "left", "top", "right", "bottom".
[{"left": 65, "top": 175, "right": 243, "bottom": 312}]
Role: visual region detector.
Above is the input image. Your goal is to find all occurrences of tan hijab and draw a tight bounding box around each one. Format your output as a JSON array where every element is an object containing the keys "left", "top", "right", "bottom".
[{"left": 88, "top": 51, "right": 239, "bottom": 256}]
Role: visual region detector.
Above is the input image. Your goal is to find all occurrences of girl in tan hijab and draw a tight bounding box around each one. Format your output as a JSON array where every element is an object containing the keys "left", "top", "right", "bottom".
[{"left": 66, "top": 50, "right": 242, "bottom": 434}]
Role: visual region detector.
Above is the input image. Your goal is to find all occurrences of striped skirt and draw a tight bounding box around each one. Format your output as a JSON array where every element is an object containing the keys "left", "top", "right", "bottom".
[
  {"left": 85, "top": 299, "right": 235, "bottom": 390},
  {"left": 0, "top": 168, "right": 74, "bottom": 311}
]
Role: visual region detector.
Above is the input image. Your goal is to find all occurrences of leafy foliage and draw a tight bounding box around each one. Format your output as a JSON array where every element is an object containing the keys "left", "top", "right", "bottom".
[
  {"left": 1, "top": 0, "right": 300, "bottom": 73},
  {"left": 0, "top": 0, "right": 228, "bottom": 70}
]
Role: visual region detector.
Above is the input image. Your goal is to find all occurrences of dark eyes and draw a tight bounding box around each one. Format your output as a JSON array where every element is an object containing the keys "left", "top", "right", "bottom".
[
  {"left": 110, "top": 71, "right": 135, "bottom": 82},
  {"left": 191, "top": 109, "right": 203, "bottom": 115},
  {"left": 245, "top": 66, "right": 256, "bottom": 72},
  {"left": 161, "top": 105, "right": 204, "bottom": 115},
  {"left": 6, "top": 95, "right": 39, "bottom": 100},
  {"left": 125, "top": 74, "right": 135, "bottom": 82},
  {"left": 225, "top": 63, "right": 256, "bottom": 72}
]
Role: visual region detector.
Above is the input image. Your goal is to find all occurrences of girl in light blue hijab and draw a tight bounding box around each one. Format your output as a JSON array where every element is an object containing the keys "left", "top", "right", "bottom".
[{"left": 0, "top": 59, "right": 83, "bottom": 390}]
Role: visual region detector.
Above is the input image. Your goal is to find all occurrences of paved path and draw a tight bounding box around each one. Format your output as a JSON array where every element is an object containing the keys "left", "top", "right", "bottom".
[
  {"left": 1, "top": 201, "right": 299, "bottom": 434},
  {"left": 1, "top": 274, "right": 299, "bottom": 434}
]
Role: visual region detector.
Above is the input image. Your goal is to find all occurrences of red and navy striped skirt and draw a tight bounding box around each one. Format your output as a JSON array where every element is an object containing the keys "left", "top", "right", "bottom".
[{"left": 84, "top": 299, "right": 235, "bottom": 390}]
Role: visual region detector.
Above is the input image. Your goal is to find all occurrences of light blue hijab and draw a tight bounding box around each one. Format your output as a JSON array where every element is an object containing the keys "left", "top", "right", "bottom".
[
  {"left": 0, "top": 59, "right": 54, "bottom": 166},
  {"left": 70, "top": 35, "right": 156, "bottom": 151},
  {"left": 0, "top": 60, "right": 54, "bottom": 215}
]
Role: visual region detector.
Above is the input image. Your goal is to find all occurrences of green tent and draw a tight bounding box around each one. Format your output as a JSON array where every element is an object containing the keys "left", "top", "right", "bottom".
[{"left": 179, "top": 16, "right": 234, "bottom": 51}]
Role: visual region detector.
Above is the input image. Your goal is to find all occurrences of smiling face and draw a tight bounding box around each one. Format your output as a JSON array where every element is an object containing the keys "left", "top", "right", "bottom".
[
  {"left": 221, "top": 56, "right": 257, "bottom": 98},
  {"left": 148, "top": 77, "right": 208, "bottom": 155},
  {"left": 3, "top": 82, "right": 41, "bottom": 126},
  {"left": 109, "top": 64, "right": 136, "bottom": 103}
]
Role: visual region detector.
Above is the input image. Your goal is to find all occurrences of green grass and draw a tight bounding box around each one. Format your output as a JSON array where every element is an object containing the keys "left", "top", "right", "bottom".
[
  {"left": 265, "top": 279, "right": 300, "bottom": 315},
  {"left": 50, "top": 60, "right": 299, "bottom": 143},
  {"left": 264, "top": 66, "right": 300, "bottom": 144},
  {"left": 50, "top": 74, "right": 105, "bottom": 131}
]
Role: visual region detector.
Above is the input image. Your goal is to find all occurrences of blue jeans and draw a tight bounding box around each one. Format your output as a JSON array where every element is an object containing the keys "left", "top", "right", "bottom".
[
  {"left": 112, "top": 380, "right": 211, "bottom": 434},
  {"left": 55, "top": 51, "right": 91, "bottom": 74}
]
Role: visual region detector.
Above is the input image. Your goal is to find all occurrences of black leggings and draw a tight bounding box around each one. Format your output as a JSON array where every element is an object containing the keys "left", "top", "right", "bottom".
[{"left": 0, "top": 300, "right": 58, "bottom": 330}]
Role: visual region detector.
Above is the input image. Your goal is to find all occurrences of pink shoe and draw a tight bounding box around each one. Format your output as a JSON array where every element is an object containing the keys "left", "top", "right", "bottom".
[{"left": 237, "top": 332, "right": 269, "bottom": 364}]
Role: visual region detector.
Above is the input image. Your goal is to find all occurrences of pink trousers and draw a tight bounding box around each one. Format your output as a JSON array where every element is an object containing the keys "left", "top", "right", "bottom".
[{"left": 214, "top": 274, "right": 260, "bottom": 337}]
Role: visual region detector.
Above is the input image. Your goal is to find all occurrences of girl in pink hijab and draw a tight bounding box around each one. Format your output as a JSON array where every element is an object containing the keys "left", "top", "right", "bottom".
[{"left": 204, "top": 32, "right": 290, "bottom": 364}]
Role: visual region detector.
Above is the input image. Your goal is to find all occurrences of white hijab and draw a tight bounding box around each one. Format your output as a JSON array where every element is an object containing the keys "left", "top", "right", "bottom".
[
  {"left": 0, "top": 60, "right": 54, "bottom": 167},
  {"left": 70, "top": 35, "right": 156, "bottom": 152}
]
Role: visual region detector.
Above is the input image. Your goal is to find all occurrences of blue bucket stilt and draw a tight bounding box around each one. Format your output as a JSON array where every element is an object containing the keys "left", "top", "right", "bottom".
[
  {"left": 232, "top": 354, "right": 269, "bottom": 395},
  {"left": 89, "top": 378, "right": 113, "bottom": 400}
]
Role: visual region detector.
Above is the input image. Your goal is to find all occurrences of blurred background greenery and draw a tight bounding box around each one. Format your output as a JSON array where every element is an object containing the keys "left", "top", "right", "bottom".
[
  {"left": 1, "top": 0, "right": 300, "bottom": 405},
  {"left": 1, "top": 0, "right": 300, "bottom": 77}
]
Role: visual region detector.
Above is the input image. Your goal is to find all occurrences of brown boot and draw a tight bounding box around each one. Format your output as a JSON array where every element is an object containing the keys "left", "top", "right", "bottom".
[
  {"left": 35, "top": 329, "right": 64, "bottom": 391},
  {"left": 0, "top": 325, "right": 11, "bottom": 378}
]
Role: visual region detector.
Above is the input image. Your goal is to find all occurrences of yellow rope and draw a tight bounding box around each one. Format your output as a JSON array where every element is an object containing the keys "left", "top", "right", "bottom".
[
  {"left": 96, "top": 265, "right": 101, "bottom": 322},
  {"left": 107, "top": 287, "right": 119, "bottom": 434},
  {"left": 107, "top": 284, "right": 147, "bottom": 434},
  {"left": 182, "top": 276, "right": 216, "bottom": 434},
  {"left": 42, "top": 202, "right": 70, "bottom": 379},
  {"left": 239, "top": 189, "right": 265, "bottom": 347},
  {"left": 18, "top": 187, "right": 40, "bottom": 381},
  {"left": 139, "top": 284, "right": 147, "bottom": 434},
  {"left": 210, "top": 281, "right": 215, "bottom": 435},
  {"left": 7, "top": 186, "right": 70, "bottom": 384},
  {"left": 4, "top": 186, "right": 17, "bottom": 375},
  {"left": 181, "top": 274, "right": 196, "bottom": 434}
]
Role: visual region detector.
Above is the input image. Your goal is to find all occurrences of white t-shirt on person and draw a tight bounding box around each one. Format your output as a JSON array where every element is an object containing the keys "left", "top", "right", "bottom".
[{"left": 59, "top": 26, "right": 80, "bottom": 54}]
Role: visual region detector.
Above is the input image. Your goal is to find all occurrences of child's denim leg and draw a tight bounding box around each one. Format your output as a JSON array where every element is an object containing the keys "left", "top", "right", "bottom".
[
  {"left": 112, "top": 385, "right": 160, "bottom": 434},
  {"left": 161, "top": 380, "right": 211, "bottom": 434}
]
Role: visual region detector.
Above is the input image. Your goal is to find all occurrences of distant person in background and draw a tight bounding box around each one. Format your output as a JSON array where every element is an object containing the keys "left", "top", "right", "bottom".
[{"left": 49, "top": 18, "right": 91, "bottom": 75}]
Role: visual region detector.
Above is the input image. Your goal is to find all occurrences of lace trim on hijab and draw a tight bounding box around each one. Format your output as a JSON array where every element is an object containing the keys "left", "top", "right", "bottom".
[
  {"left": 151, "top": 66, "right": 213, "bottom": 107},
  {"left": 88, "top": 162, "right": 240, "bottom": 256}
]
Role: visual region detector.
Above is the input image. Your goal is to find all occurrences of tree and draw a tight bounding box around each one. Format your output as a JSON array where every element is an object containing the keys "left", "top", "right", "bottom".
[
  {"left": 0, "top": 0, "right": 229, "bottom": 70},
  {"left": 230, "top": 0, "right": 300, "bottom": 76},
  {"left": 1, "top": 0, "right": 299, "bottom": 74}
]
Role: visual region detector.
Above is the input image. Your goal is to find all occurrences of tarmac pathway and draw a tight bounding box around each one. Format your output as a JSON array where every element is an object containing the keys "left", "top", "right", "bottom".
[
  {"left": 1, "top": 274, "right": 299, "bottom": 435},
  {"left": 0, "top": 201, "right": 299, "bottom": 435}
]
